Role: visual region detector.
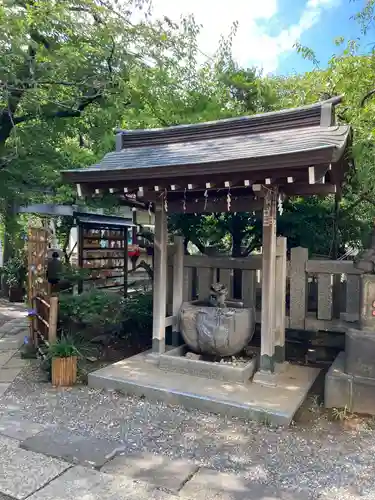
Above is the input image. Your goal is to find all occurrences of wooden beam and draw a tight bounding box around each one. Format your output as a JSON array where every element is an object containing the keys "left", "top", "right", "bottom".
[
  {"left": 167, "top": 197, "right": 263, "bottom": 214},
  {"left": 282, "top": 183, "right": 336, "bottom": 196},
  {"left": 184, "top": 254, "right": 262, "bottom": 271}
]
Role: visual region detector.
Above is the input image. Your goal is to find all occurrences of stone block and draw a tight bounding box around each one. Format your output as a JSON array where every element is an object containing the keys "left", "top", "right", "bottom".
[
  {"left": 0, "top": 351, "right": 18, "bottom": 367},
  {"left": 27, "top": 465, "right": 174, "bottom": 500},
  {"left": 101, "top": 451, "right": 198, "bottom": 493},
  {"left": 326, "top": 352, "right": 375, "bottom": 415},
  {"left": 0, "top": 416, "right": 48, "bottom": 441},
  {"left": 0, "top": 367, "right": 23, "bottom": 383},
  {"left": 179, "top": 468, "right": 309, "bottom": 499},
  {"left": 159, "top": 345, "right": 257, "bottom": 384},
  {"left": 351, "top": 376, "right": 375, "bottom": 415},
  {"left": 359, "top": 274, "right": 375, "bottom": 330},
  {"left": 345, "top": 328, "right": 375, "bottom": 378},
  {"left": 325, "top": 352, "right": 351, "bottom": 409},
  {"left": 0, "top": 383, "right": 10, "bottom": 397},
  {"left": 20, "top": 427, "right": 121, "bottom": 468},
  {"left": 3, "top": 355, "right": 28, "bottom": 369},
  {"left": 0, "top": 435, "right": 69, "bottom": 500},
  {"left": 0, "top": 337, "right": 23, "bottom": 350}
]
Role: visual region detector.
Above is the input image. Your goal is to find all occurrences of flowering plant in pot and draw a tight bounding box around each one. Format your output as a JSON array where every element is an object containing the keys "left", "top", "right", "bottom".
[{"left": 47, "top": 335, "right": 81, "bottom": 387}]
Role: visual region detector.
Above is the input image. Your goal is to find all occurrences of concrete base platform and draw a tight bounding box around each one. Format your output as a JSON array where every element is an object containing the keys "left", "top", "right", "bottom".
[
  {"left": 325, "top": 351, "right": 375, "bottom": 415},
  {"left": 88, "top": 351, "right": 320, "bottom": 426},
  {"left": 159, "top": 345, "right": 257, "bottom": 384}
]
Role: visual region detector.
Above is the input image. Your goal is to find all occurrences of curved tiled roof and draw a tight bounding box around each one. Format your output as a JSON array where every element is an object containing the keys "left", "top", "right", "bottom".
[
  {"left": 62, "top": 97, "right": 351, "bottom": 192},
  {"left": 77, "top": 125, "right": 349, "bottom": 174}
]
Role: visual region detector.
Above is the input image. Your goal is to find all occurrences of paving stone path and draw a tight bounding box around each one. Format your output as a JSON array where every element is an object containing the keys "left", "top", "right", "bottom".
[
  {"left": 0, "top": 416, "right": 309, "bottom": 500},
  {"left": 0, "top": 315, "right": 29, "bottom": 398}
]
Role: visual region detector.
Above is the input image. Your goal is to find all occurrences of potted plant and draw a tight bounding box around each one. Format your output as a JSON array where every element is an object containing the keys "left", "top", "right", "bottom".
[
  {"left": 48, "top": 335, "right": 80, "bottom": 387},
  {"left": 2, "top": 255, "right": 26, "bottom": 302}
]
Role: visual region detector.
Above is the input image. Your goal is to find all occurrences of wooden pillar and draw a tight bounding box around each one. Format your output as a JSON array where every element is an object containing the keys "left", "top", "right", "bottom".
[
  {"left": 77, "top": 223, "right": 84, "bottom": 294},
  {"left": 123, "top": 226, "right": 128, "bottom": 298},
  {"left": 152, "top": 204, "right": 168, "bottom": 354},
  {"left": 275, "top": 236, "right": 287, "bottom": 364},
  {"left": 260, "top": 187, "right": 277, "bottom": 372},
  {"left": 172, "top": 235, "right": 184, "bottom": 346}
]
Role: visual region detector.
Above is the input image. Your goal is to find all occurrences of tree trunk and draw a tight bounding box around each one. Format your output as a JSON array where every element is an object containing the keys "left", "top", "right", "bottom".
[{"left": 3, "top": 201, "right": 17, "bottom": 265}]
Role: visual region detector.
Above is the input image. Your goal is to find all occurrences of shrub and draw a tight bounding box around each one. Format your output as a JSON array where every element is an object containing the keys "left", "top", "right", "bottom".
[
  {"left": 58, "top": 289, "right": 153, "bottom": 339},
  {"left": 59, "top": 289, "right": 124, "bottom": 332},
  {"left": 2, "top": 255, "right": 26, "bottom": 288},
  {"left": 122, "top": 291, "right": 153, "bottom": 336}
]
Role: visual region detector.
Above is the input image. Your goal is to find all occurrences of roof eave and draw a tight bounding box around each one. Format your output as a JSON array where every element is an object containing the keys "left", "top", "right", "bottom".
[{"left": 62, "top": 146, "right": 339, "bottom": 186}]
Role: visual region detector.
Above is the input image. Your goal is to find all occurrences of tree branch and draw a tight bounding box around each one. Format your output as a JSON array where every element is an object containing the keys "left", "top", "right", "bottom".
[
  {"left": 361, "top": 89, "right": 375, "bottom": 107},
  {"left": 13, "top": 91, "right": 105, "bottom": 124},
  {"left": 241, "top": 240, "right": 259, "bottom": 257},
  {"left": 189, "top": 235, "right": 206, "bottom": 254}
]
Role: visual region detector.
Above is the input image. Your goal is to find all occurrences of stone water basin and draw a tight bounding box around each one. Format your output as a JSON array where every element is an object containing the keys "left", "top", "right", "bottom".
[{"left": 179, "top": 299, "right": 255, "bottom": 357}]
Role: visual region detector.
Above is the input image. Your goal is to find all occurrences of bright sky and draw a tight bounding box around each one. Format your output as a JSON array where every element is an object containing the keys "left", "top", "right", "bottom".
[{"left": 149, "top": 0, "right": 370, "bottom": 75}]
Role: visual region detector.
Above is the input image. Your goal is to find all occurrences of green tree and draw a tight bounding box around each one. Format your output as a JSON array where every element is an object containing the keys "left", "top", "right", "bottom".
[{"left": 0, "top": 0, "right": 190, "bottom": 257}]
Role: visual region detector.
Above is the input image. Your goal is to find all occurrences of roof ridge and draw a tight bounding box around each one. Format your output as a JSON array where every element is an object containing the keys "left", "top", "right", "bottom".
[{"left": 115, "top": 97, "right": 343, "bottom": 149}]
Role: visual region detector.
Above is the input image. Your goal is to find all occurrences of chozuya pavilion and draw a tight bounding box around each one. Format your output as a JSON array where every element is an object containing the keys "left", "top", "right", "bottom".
[{"left": 63, "top": 97, "right": 352, "bottom": 425}]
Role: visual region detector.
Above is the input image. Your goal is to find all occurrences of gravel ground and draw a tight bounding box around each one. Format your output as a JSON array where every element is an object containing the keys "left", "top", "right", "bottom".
[{"left": 0, "top": 363, "right": 375, "bottom": 500}]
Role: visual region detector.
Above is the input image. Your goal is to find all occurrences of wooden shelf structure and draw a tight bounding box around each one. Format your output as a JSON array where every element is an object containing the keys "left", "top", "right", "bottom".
[{"left": 76, "top": 212, "right": 133, "bottom": 296}]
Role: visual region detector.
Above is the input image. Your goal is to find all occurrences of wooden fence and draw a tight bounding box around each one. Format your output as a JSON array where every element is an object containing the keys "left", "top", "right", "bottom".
[{"left": 166, "top": 242, "right": 362, "bottom": 333}]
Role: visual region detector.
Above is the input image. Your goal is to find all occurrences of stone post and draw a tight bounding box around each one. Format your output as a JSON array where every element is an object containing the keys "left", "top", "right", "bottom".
[
  {"left": 275, "top": 237, "right": 287, "bottom": 364},
  {"left": 289, "top": 247, "right": 308, "bottom": 330}
]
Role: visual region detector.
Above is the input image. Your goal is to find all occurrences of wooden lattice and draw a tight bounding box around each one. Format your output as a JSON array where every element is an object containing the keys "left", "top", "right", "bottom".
[
  {"left": 27, "top": 227, "right": 49, "bottom": 301},
  {"left": 27, "top": 227, "right": 58, "bottom": 349}
]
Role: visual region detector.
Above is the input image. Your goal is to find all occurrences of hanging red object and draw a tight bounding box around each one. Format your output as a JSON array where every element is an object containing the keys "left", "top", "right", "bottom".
[{"left": 128, "top": 245, "right": 141, "bottom": 258}]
